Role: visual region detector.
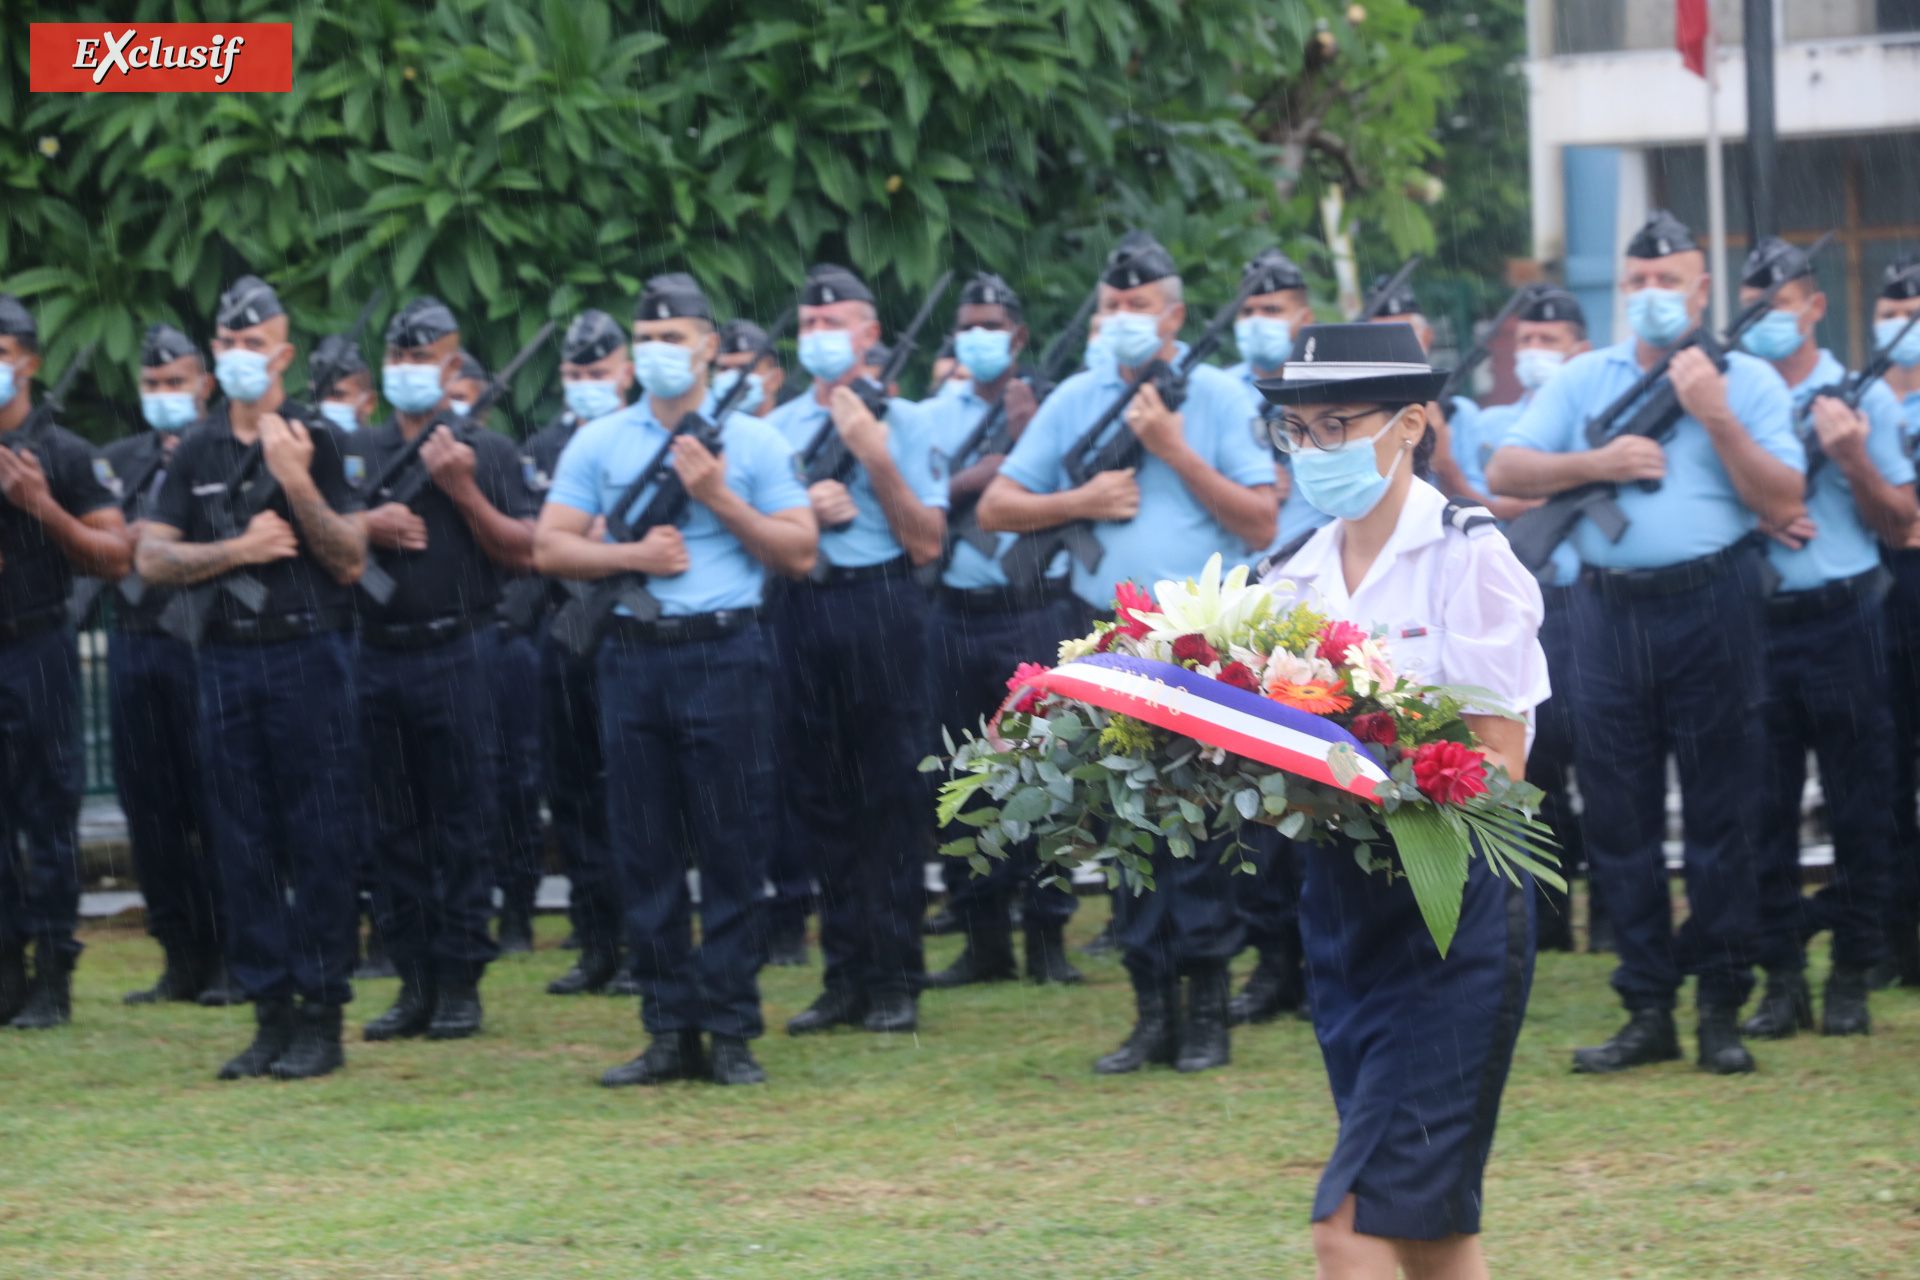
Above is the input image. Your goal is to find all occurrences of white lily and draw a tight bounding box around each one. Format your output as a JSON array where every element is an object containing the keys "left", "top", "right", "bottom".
[{"left": 1141, "top": 553, "right": 1274, "bottom": 649}]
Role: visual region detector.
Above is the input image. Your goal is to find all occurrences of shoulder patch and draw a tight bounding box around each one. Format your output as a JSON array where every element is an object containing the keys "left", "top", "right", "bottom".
[
  {"left": 929, "top": 446, "right": 948, "bottom": 484},
  {"left": 522, "top": 457, "right": 548, "bottom": 492},
  {"left": 791, "top": 453, "right": 808, "bottom": 487},
  {"left": 92, "top": 457, "right": 118, "bottom": 491},
  {"left": 344, "top": 455, "right": 367, "bottom": 487}
]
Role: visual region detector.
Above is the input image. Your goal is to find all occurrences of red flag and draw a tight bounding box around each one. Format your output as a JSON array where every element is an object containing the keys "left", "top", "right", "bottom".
[{"left": 1676, "top": 0, "right": 1709, "bottom": 78}]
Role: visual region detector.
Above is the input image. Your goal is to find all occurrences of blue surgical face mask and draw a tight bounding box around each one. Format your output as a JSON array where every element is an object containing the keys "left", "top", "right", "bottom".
[
  {"left": 1084, "top": 331, "right": 1115, "bottom": 373},
  {"left": 0, "top": 363, "right": 15, "bottom": 407},
  {"left": 140, "top": 392, "right": 198, "bottom": 431},
  {"left": 632, "top": 341, "right": 697, "bottom": 400},
  {"left": 319, "top": 400, "right": 360, "bottom": 433},
  {"left": 1102, "top": 311, "right": 1164, "bottom": 366},
  {"left": 1626, "top": 287, "right": 1693, "bottom": 347},
  {"left": 383, "top": 362, "right": 446, "bottom": 414},
  {"left": 1234, "top": 316, "right": 1293, "bottom": 369},
  {"left": 1739, "top": 308, "right": 1806, "bottom": 361},
  {"left": 565, "top": 379, "right": 625, "bottom": 422},
  {"left": 447, "top": 399, "right": 472, "bottom": 418},
  {"left": 1513, "top": 348, "right": 1567, "bottom": 391},
  {"left": 1874, "top": 317, "right": 1920, "bottom": 369},
  {"left": 954, "top": 327, "right": 1014, "bottom": 382},
  {"left": 710, "top": 368, "right": 765, "bottom": 414},
  {"left": 215, "top": 348, "right": 275, "bottom": 405},
  {"left": 798, "top": 330, "right": 858, "bottom": 382},
  {"left": 1290, "top": 410, "right": 1411, "bottom": 521}
]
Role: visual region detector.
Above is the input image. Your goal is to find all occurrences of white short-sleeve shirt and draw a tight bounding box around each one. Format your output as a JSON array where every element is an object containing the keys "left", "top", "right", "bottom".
[{"left": 1259, "top": 478, "right": 1551, "bottom": 724}]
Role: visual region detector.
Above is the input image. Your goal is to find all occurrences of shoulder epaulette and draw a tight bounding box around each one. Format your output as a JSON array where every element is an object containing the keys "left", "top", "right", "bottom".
[{"left": 1442, "top": 495, "right": 1497, "bottom": 535}]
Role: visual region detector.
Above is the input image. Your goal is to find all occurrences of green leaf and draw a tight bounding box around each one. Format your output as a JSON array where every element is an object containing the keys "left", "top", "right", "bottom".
[
  {"left": 1383, "top": 807, "right": 1471, "bottom": 958},
  {"left": 1001, "top": 786, "right": 1050, "bottom": 824}
]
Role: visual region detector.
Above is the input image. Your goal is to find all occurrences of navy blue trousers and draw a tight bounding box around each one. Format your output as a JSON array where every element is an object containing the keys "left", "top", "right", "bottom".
[
  {"left": 489, "top": 626, "right": 545, "bottom": 907},
  {"left": 198, "top": 633, "right": 362, "bottom": 1005},
  {"left": 0, "top": 627, "right": 83, "bottom": 961},
  {"left": 110, "top": 631, "right": 218, "bottom": 955},
  {"left": 1304, "top": 840, "right": 1535, "bottom": 1241},
  {"left": 1756, "top": 594, "right": 1893, "bottom": 972},
  {"left": 1233, "top": 826, "right": 1300, "bottom": 955},
  {"left": 1528, "top": 585, "right": 1586, "bottom": 943},
  {"left": 1115, "top": 833, "right": 1246, "bottom": 988},
  {"left": 929, "top": 597, "right": 1080, "bottom": 932},
  {"left": 538, "top": 625, "right": 619, "bottom": 949},
  {"left": 359, "top": 629, "right": 502, "bottom": 988},
  {"left": 599, "top": 625, "right": 780, "bottom": 1039},
  {"left": 777, "top": 577, "right": 928, "bottom": 996},
  {"left": 1882, "top": 549, "right": 1920, "bottom": 946},
  {"left": 1567, "top": 548, "right": 1766, "bottom": 1011}
]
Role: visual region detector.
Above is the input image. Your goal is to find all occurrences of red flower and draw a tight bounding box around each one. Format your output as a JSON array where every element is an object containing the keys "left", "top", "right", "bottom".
[
  {"left": 1216, "top": 661, "right": 1259, "bottom": 692},
  {"left": 1351, "top": 712, "right": 1398, "bottom": 745},
  {"left": 1411, "top": 740, "right": 1489, "bottom": 805},
  {"left": 1317, "top": 619, "right": 1370, "bottom": 667},
  {"left": 1006, "top": 662, "right": 1050, "bottom": 714},
  {"left": 1170, "top": 633, "right": 1218, "bottom": 667},
  {"left": 1113, "top": 581, "right": 1156, "bottom": 639}
]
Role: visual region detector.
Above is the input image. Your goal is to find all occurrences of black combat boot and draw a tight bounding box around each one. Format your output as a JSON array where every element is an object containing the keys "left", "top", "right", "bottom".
[
  {"left": 497, "top": 897, "right": 535, "bottom": 955},
  {"left": 766, "top": 920, "right": 808, "bottom": 967},
  {"left": 1093, "top": 982, "right": 1178, "bottom": 1074},
  {"left": 196, "top": 958, "right": 247, "bottom": 1007},
  {"left": 603, "top": 957, "right": 643, "bottom": 998},
  {"left": 1176, "top": 967, "right": 1232, "bottom": 1073},
  {"left": 786, "top": 988, "right": 867, "bottom": 1035},
  {"left": 1078, "top": 918, "right": 1118, "bottom": 957},
  {"left": 863, "top": 989, "right": 918, "bottom": 1033},
  {"left": 601, "top": 1029, "right": 704, "bottom": 1087},
  {"left": 1696, "top": 1005, "right": 1756, "bottom": 1074},
  {"left": 925, "top": 926, "right": 1017, "bottom": 988},
  {"left": 922, "top": 905, "right": 961, "bottom": 936},
  {"left": 0, "top": 947, "right": 26, "bottom": 1026},
  {"left": 1571, "top": 1008, "right": 1681, "bottom": 1074},
  {"left": 1024, "top": 924, "right": 1085, "bottom": 985},
  {"left": 354, "top": 922, "right": 397, "bottom": 980},
  {"left": 1740, "top": 969, "right": 1813, "bottom": 1039},
  {"left": 9, "top": 945, "right": 73, "bottom": 1030},
  {"left": 546, "top": 944, "right": 619, "bottom": 995},
  {"left": 362, "top": 977, "right": 436, "bottom": 1041},
  {"left": 1227, "top": 946, "right": 1303, "bottom": 1025},
  {"left": 125, "top": 945, "right": 208, "bottom": 1005},
  {"left": 710, "top": 1034, "right": 768, "bottom": 1085},
  {"left": 270, "top": 1001, "right": 346, "bottom": 1080},
  {"left": 427, "top": 981, "right": 483, "bottom": 1040},
  {"left": 1821, "top": 966, "right": 1872, "bottom": 1037},
  {"left": 218, "top": 999, "right": 298, "bottom": 1079}
]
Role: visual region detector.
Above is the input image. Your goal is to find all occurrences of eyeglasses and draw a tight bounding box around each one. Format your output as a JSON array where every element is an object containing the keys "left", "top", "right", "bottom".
[{"left": 1268, "top": 407, "right": 1392, "bottom": 454}]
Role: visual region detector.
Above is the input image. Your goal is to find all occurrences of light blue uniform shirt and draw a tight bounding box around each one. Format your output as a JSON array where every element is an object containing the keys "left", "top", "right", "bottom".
[
  {"left": 764, "top": 391, "right": 948, "bottom": 568},
  {"left": 920, "top": 381, "right": 1066, "bottom": 591},
  {"left": 1001, "top": 348, "right": 1276, "bottom": 608},
  {"left": 1479, "top": 394, "right": 1582, "bottom": 588},
  {"left": 1769, "top": 348, "right": 1913, "bottom": 591},
  {"left": 1506, "top": 340, "right": 1802, "bottom": 569},
  {"left": 547, "top": 400, "right": 809, "bottom": 616},
  {"left": 1225, "top": 360, "right": 1330, "bottom": 554},
  {"left": 1900, "top": 387, "right": 1920, "bottom": 456}
]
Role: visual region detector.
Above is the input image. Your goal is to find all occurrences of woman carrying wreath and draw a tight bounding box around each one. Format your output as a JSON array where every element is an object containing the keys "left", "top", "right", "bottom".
[{"left": 1255, "top": 323, "right": 1550, "bottom": 1280}]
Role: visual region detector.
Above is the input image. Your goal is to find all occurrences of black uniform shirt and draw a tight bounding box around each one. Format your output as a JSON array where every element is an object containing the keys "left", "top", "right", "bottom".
[
  {"left": 149, "top": 400, "right": 364, "bottom": 622},
  {"left": 102, "top": 428, "right": 187, "bottom": 628},
  {"left": 0, "top": 412, "right": 117, "bottom": 623},
  {"left": 349, "top": 408, "right": 537, "bottom": 624},
  {"left": 519, "top": 412, "right": 580, "bottom": 612}
]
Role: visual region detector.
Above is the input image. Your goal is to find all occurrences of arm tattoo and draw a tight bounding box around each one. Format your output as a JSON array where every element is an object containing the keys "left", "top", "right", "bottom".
[
  {"left": 286, "top": 485, "right": 367, "bottom": 581},
  {"left": 135, "top": 525, "right": 245, "bottom": 586}
]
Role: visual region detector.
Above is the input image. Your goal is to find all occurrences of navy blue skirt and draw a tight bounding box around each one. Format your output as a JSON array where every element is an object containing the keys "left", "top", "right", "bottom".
[{"left": 1301, "top": 839, "right": 1535, "bottom": 1241}]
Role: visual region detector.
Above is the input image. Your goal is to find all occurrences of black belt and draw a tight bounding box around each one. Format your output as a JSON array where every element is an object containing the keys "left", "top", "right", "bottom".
[
  {"left": 1766, "top": 566, "right": 1891, "bottom": 625},
  {"left": 360, "top": 613, "right": 485, "bottom": 652},
  {"left": 0, "top": 604, "right": 66, "bottom": 644},
  {"left": 935, "top": 579, "right": 1073, "bottom": 615},
  {"left": 606, "top": 607, "right": 761, "bottom": 646},
  {"left": 808, "top": 556, "right": 914, "bottom": 587},
  {"left": 1582, "top": 538, "right": 1757, "bottom": 601},
  {"left": 206, "top": 608, "right": 353, "bottom": 645}
]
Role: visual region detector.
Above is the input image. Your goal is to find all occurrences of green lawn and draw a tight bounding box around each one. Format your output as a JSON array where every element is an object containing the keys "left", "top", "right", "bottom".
[{"left": 2, "top": 905, "right": 1916, "bottom": 1279}]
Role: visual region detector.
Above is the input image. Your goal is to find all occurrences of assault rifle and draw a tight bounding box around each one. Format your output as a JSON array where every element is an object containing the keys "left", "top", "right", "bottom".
[
  {"left": 309, "top": 288, "right": 385, "bottom": 405},
  {"left": 1505, "top": 230, "right": 1836, "bottom": 573},
  {"left": 154, "top": 409, "right": 291, "bottom": 646},
  {"left": 69, "top": 428, "right": 172, "bottom": 626},
  {"left": 997, "top": 274, "right": 1263, "bottom": 589},
  {"left": 798, "top": 271, "right": 952, "bottom": 535},
  {"left": 2, "top": 339, "right": 93, "bottom": 458},
  {"left": 944, "top": 285, "right": 1102, "bottom": 560},
  {"left": 1799, "top": 307, "right": 1920, "bottom": 480},
  {"left": 355, "top": 320, "right": 554, "bottom": 605},
  {"left": 1359, "top": 255, "right": 1422, "bottom": 321},
  {"left": 1433, "top": 284, "right": 1539, "bottom": 412},
  {"left": 547, "top": 309, "right": 796, "bottom": 659}
]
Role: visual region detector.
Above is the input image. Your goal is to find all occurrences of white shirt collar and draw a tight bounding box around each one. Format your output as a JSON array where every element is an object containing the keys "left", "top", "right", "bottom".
[{"left": 1279, "top": 477, "right": 1448, "bottom": 610}]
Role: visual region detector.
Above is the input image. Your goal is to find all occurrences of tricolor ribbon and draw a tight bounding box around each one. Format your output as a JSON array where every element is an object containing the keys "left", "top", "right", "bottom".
[{"left": 1022, "top": 654, "right": 1389, "bottom": 803}]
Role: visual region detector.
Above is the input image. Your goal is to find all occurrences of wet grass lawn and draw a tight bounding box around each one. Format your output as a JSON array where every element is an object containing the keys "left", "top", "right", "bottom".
[{"left": 2, "top": 903, "right": 1917, "bottom": 1278}]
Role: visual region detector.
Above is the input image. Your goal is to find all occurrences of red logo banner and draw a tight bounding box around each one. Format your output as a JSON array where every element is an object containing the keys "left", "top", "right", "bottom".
[{"left": 29, "top": 23, "right": 293, "bottom": 93}]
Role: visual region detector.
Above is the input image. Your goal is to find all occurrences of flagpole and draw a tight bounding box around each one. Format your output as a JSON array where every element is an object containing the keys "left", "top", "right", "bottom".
[{"left": 1705, "top": 5, "right": 1729, "bottom": 330}]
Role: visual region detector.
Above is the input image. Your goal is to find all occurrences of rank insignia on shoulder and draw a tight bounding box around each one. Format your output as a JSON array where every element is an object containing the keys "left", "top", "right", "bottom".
[{"left": 344, "top": 455, "right": 367, "bottom": 487}]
